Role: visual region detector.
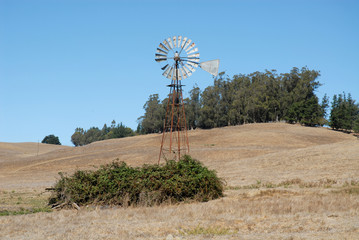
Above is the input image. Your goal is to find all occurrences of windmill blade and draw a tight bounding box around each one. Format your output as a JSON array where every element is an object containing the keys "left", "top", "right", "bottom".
[
  {"left": 187, "top": 59, "right": 200, "bottom": 65},
  {"left": 179, "top": 67, "right": 187, "bottom": 79},
  {"left": 179, "top": 37, "right": 188, "bottom": 55},
  {"left": 161, "top": 64, "right": 169, "bottom": 71},
  {"left": 159, "top": 43, "right": 168, "bottom": 52},
  {"left": 173, "top": 68, "right": 179, "bottom": 80},
  {"left": 183, "top": 65, "right": 193, "bottom": 77},
  {"left": 163, "top": 39, "right": 172, "bottom": 50},
  {"left": 155, "top": 53, "right": 167, "bottom": 58},
  {"left": 183, "top": 39, "right": 192, "bottom": 51},
  {"left": 157, "top": 48, "right": 168, "bottom": 55},
  {"left": 200, "top": 59, "right": 220, "bottom": 76},
  {"left": 167, "top": 37, "right": 174, "bottom": 49},
  {"left": 172, "top": 67, "right": 177, "bottom": 80},
  {"left": 163, "top": 65, "right": 171, "bottom": 77},
  {"left": 180, "top": 61, "right": 190, "bottom": 78},
  {"left": 155, "top": 58, "right": 167, "bottom": 62},
  {"left": 177, "top": 68, "right": 183, "bottom": 80},
  {"left": 181, "top": 37, "right": 188, "bottom": 48},
  {"left": 185, "top": 42, "right": 196, "bottom": 52},
  {"left": 166, "top": 67, "right": 173, "bottom": 79},
  {"left": 177, "top": 36, "right": 182, "bottom": 48},
  {"left": 168, "top": 67, "right": 174, "bottom": 79},
  {"left": 187, "top": 60, "right": 199, "bottom": 68},
  {"left": 187, "top": 57, "right": 200, "bottom": 60},
  {"left": 187, "top": 48, "right": 198, "bottom": 55},
  {"left": 185, "top": 63, "right": 196, "bottom": 72},
  {"left": 172, "top": 36, "right": 177, "bottom": 47},
  {"left": 177, "top": 68, "right": 182, "bottom": 80},
  {"left": 188, "top": 53, "right": 200, "bottom": 58}
]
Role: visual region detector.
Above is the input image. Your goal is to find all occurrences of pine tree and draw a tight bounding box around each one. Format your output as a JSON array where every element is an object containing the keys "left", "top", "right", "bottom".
[{"left": 329, "top": 92, "right": 359, "bottom": 131}]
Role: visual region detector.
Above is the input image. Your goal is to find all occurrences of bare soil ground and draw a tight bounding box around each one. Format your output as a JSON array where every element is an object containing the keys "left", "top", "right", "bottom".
[{"left": 0, "top": 123, "right": 358, "bottom": 239}]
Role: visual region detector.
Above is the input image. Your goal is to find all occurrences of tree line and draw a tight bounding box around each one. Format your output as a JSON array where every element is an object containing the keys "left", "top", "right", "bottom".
[
  {"left": 65, "top": 67, "right": 358, "bottom": 146},
  {"left": 330, "top": 92, "right": 359, "bottom": 132},
  {"left": 137, "top": 67, "right": 359, "bottom": 134},
  {"left": 71, "top": 120, "right": 134, "bottom": 146}
]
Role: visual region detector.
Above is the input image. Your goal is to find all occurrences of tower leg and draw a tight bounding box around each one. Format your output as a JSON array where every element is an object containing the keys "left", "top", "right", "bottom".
[{"left": 158, "top": 79, "right": 189, "bottom": 163}]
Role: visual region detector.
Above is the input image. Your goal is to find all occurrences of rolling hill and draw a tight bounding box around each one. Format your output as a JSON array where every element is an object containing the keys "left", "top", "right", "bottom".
[
  {"left": 0, "top": 123, "right": 357, "bottom": 190},
  {"left": 0, "top": 123, "right": 358, "bottom": 240}
]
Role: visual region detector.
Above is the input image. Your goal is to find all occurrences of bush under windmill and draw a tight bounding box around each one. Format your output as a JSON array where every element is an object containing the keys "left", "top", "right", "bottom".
[{"left": 49, "top": 155, "right": 224, "bottom": 208}]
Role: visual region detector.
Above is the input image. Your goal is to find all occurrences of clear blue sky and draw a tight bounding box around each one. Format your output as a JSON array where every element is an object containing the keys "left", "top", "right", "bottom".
[{"left": 1, "top": 0, "right": 358, "bottom": 146}]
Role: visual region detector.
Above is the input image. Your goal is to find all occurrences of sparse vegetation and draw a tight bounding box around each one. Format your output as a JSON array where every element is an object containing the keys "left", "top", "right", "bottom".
[
  {"left": 0, "top": 207, "right": 51, "bottom": 216},
  {"left": 0, "top": 190, "right": 52, "bottom": 216},
  {"left": 179, "top": 224, "right": 238, "bottom": 236},
  {"left": 226, "top": 178, "right": 357, "bottom": 190},
  {"left": 49, "top": 155, "right": 224, "bottom": 208}
]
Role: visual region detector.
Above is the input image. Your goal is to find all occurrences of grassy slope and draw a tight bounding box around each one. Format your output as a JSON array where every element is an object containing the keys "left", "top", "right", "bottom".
[{"left": 0, "top": 123, "right": 358, "bottom": 239}]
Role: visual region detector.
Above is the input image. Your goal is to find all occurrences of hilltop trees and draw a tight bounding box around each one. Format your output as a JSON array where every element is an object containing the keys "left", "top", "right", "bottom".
[
  {"left": 282, "top": 68, "right": 323, "bottom": 126},
  {"left": 329, "top": 92, "right": 359, "bottom": 131},
  {"left": 185, "top": 85, "right": 201, "bottom": 129},
  {"left": 71, "top": 67, "right": 359, "bottom": 146},
  {"left": 138, "top": 67, "right": 328, "bottom": 131},
  {"left": 42, "top": 134, "right": 61, "bottom": 145},
  {"left": 71, "top": 121, "right": 134, "bottom": 146}
]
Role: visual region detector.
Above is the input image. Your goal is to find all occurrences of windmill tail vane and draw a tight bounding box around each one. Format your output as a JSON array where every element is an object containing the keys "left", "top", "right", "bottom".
[{"left": 155, "top": 36, "right": 219, "bottom": 163}]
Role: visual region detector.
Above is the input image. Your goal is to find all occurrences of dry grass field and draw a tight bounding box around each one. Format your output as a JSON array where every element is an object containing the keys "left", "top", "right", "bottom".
[{"left": 0, "top": 123, "right": 358, "bottom": 239}]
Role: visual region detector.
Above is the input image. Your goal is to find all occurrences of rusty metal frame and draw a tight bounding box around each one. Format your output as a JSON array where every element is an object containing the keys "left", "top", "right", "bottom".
[
  {"left": 158, "top": 57, "right": 189, "bottom": 164},
  {"left": 156, "top": 36, "right": 218, "bottom": 164}
]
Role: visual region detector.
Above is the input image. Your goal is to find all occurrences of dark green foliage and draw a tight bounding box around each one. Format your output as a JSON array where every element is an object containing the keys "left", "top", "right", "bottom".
[
  {"left": 71, "top": 121, "right": 134, "bottom": 146},
  {"left": 199, "top": 73, "right": 230, "bottom": 128},
  {"left": 329, "top": 92, "right": 359, "bottom": 131},
  {"left": 42, "top": 134, "right": 61, "bottom": 145},
  {"left": 281, "top": 67, "right": 322, "bottom": 126},
  {"left": 185, "top": 85, "right": 201, "bottom": 129},
  {"left": 137, "top": 94, "right": 165, "bottom": 134},
  {"left": 139, "top": 67, "right": 327, "bottom": 129},
  {"left": 48, "top": 155, "right": 224, "bottom": 207},
  {"left": 354, "top": 116, "right": 359, "bottom": 133}
]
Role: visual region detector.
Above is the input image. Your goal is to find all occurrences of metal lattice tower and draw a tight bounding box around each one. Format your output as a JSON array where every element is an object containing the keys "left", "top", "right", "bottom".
[{"left": 155, "top": 36, "right": 219, "bottom": 163}]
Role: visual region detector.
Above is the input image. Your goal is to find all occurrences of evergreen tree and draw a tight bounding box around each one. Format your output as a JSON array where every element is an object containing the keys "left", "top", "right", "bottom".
[
  {"left": 138, "top": 94, "right": 165, "bottom": 133},
  {"left": 101, "top": 124, "right": 110, "bottom": 138},
  {"left": 319, "top": 94, "right": 329, "bottom": 126},
  {"left": 329, "top": 92, "right": 359, "bottom": 131},
  {"left": 353, "top": 115, "right": 359, "bottom": 133}
]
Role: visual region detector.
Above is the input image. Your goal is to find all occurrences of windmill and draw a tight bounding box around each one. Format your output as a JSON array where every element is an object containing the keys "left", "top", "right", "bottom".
[{"left": 155, "top": 36, "right": 219, "bottom": 163}]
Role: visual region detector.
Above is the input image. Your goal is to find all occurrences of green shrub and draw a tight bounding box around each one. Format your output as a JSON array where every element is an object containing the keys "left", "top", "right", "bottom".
[{"left": 49, "top": 155, "right": 224, "bottom": 208}]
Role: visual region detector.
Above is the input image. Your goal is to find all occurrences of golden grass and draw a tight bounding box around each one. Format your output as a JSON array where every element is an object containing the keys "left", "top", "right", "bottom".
[
  {"left": 0, "top": 187, "right": 358, "bottom": 239},
  {"left": 0, "top": 123, "right": 359, "bottom": 239}
]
